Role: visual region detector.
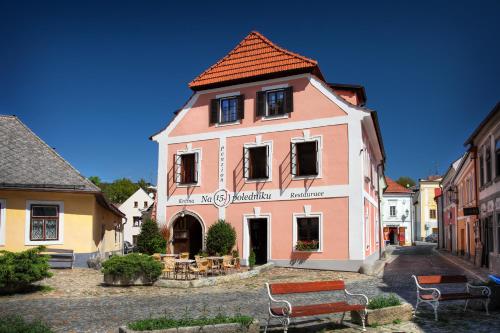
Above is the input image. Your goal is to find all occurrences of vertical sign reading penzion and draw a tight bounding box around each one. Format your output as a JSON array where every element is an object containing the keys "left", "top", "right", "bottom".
[{"left": 219, "top": 138, "right": 226, "bottom": 189}]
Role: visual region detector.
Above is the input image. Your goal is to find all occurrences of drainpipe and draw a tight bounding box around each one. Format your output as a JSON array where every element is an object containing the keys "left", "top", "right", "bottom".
[{"left": 377, "top": 163, "right": 384, "bottom": 259}]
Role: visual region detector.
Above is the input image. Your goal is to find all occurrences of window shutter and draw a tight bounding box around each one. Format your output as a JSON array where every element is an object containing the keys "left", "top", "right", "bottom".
[
  {"left": 209, "top": 99, "right": 219, "bottom": 124},
  {"left": 175, "top": 154, "right": 182, "bottom": 183},
  {"left": 243, "top": 147, "right": 250, "bottom": 179},
  {"left": 265, "top": 145, "right": 270, "bottom": 178},
  {"left": 193, "top": 153, "right": 199, "bottom": 183},
  {"left": 290, "top": 142, "right": 297, "bottom": 176},
  {"left": 313, "top": 141, "right": 319, "bottom": 175},
  {"left": 285, "top": 86, "right": 294, "bottom": 113},
  {"left": 237, "top": 95, "right": 245, "bottom": 120},
  {"left": 256, "top": 91, "right": 266, "bottom": 117}
]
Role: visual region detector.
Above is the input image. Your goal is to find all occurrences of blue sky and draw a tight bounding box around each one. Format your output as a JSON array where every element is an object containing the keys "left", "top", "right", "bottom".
[{"left": 1, "top": 0, "right": 499, "bottom": 183}]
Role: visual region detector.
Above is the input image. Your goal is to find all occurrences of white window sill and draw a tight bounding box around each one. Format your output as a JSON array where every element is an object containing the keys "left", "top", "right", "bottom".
[
  {"left": 216, "top": 121, "right": 241, "bottom": 127},
  {"left": 292, "top": 175, "right": 322, "bottom": 181},
  {"left": 25, "top": 240, "right": 63, "bottom": 246},
  {"left": 244, "top": 178, "right": 271, "bottom": 184},
  {"left": 292, "top": 250, "right": 323, "bottom": 253},
  {"left": 176, "top": 183, "right": 200, "bottom": 188},
  {"left": 261, "top": 114, "right": 288, "bottom": 121}
]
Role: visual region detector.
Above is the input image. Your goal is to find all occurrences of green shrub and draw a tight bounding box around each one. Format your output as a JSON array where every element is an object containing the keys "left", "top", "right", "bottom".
[
  {"left": 137, "top": 219, "right": 166, "bottom": 255},
  {"left": 0, "top": 316, "right": 53, "bottom": 333},
  {"left": 248, "top": 250, "right": 256, "bottom": 268},
  {"left": 205, "top": 219, "right": 236, "bottom": 255},
  {"left": 101, "top": 253, "right": 162, "bottom": 282},
  {"left": 128, "top": 314, "right": 253, "bottom": 331},
  {"left": 368, "top": 294, "right": 401, "bottom": 309},
  {"left": 0, "top": 246, "right": 53, "bottom": 294}
]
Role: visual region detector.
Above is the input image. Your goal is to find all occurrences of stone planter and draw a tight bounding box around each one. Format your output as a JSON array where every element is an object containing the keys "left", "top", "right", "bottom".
[
  {"left": 103, "top": 273, "right": 156, "bottom": 286},
  {"left": 351, "top": 303, "right": 413, "bottom": 326},
  {"left": 119, "top": 319, "right": 259, "bottom": 333}
]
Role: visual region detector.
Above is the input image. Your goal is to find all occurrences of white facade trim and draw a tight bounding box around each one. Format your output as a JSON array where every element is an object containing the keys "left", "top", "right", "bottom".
[
  {"left": 261, "top": 83, "right": 289, "bottom": 91},
  {"left": 25, "top": 200, "right": 64, "bottom": 246},
  {"left": 292, "top": 212, "right": 324, "bottom": 253},
  {"left": 167, "top": 209, "right": 207, "bottom": 250},
  {"left": 215, "top": 91, "right": 240, "bottom": 99},
  {"left": 364, "top": 191, "right": 379, "bottom": 207},
  {"left": 242, "top": 213, "right": 271, "bottom": 265},
  {"left": 0, "top": 199, "right": 6, "bottom": 246}
]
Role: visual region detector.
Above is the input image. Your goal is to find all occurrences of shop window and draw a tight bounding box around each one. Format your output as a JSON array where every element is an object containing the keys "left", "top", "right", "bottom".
[
  {"left": 175, "top": 152, "right": 199, "bottom": 185},
  {"left": 291, "top": 141, "right": 319, "bottom": 177},
  {"left": 256, "top": 87, "right": 293, "bottom": 118},
  {"left": 209, "top": 95, "right": 244, "bottom": 125},
  {"left": 133, "top": 216, "right": 141, "bottom": 227},
  {"left": 390, "top": 206, "right": 396, "bottom": 217},
  {"left": 295, "top": 217, "right": 320, "bottom": 251},
  {"left": 30, "top": 205, "right": 59, "bottom": 241},
  {"left": 244, "top": 145, "right": 269, "bottom": 180},
  {"left": 430, "top": 209, "right": 436, "bottom": 219}
]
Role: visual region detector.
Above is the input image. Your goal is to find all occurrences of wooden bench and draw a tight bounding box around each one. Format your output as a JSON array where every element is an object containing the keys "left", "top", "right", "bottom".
[
  {"left": 41, "top": 248, "right": 75, "bottom": 269},
  {"left": 412, "top": 275, "right": 491, "bottom": 321},
  {"left": 264, "top": 280, "right": 368, "bottom": 332}
]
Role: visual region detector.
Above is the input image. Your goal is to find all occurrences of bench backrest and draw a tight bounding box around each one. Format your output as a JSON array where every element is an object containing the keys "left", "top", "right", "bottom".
[
  {"left": 269, "top": 280, "right": 345, "bottom": 295},
  {"left": 417, "top": 275, "right": 468, "bottom": 285}
]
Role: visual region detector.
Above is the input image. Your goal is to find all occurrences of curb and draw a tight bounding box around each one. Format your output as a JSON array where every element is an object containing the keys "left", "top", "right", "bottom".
[{"left": 433, "top": 248, "right": 488, "bottom": 282}]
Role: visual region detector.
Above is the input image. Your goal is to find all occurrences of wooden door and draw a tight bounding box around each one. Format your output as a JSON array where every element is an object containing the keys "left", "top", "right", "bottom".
[{"left": 398, "top": 227, "right": 406, "bottom": 245}]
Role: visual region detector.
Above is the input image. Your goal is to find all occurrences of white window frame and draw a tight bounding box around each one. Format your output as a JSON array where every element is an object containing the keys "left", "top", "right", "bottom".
[
  {"left": 0, "top": 199, "right": 6, "bottom": 246},
  {"left": 291, "top": 135, "right": 323, "bottom": 180},
  {"left": 217, "top": 96, "right": 241, "bottom": 127},
  {"left": 389, "top": 205, "right": 397, "bottom": 217},
  {"left": 175, "top": 147, "right": 202, "bottom": 187},
  {"left": 25, "top": 200, "right": 64, "bottom": 246},
  {"left": 243, "top": 140, "right": 273, "bottom": 183},
  {"left": 242, "top": 212, "right": 272, "bottom": 266},
  {"left": 292, "top": 212, "right": 323, "bottom": 253}
]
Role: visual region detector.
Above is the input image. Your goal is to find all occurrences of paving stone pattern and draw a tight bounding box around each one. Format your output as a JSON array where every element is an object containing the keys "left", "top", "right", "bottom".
[{"left": 0, "top": 245, "right": 499, "bottom": 332}]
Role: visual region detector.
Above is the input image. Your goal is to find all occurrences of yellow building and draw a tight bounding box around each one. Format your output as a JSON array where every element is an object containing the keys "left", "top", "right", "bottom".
[
  {"left": 413, "top": 177, "right": 442, "bottom": 241},
  {"left": 0, "top": 115, "right": 124, "bottom": 266}
]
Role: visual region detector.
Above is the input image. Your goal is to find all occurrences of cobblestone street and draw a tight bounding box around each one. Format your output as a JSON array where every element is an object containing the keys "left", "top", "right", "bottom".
[{"left": 1, "top": 245, "right": 498, "bottom": 332}]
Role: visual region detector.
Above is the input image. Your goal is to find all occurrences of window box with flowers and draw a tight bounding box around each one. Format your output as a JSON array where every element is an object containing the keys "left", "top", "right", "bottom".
[{"left": 295, "top": 240, "right": 320, "bottom": 251}]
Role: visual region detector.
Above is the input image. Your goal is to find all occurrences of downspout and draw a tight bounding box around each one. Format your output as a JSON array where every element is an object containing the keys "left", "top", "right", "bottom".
[
  {"left": 121, "top": 217, "right": 128, "bottom": 255},
  {"left": 377, "top": 163, "right": 384, "bottom": 258}
]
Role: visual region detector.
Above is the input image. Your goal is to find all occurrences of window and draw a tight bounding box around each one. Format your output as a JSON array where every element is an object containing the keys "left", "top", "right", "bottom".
[
  {"left": 209, "top": 95, "right": 244, "bottom": 125},
  {"left": 496, "top": 139, "right": 500, "bottom": 178},
  {"left": 256, "top": 87, "right": 293, "bottom": 118},
  {"left": 134, "top": 201, "right": 138, "bottom": 208},
  {"left": 244, "top": 145, "right": 269, "bottom": 180},
  {"left": 144, "top": 201, "right": 148, "bottom": 208},
  {"left": 430, "top": 209, "right": 436, "bottom": 219},
  {"left": 176, "top": 153, "right": 198, "bottom": 185},
  {"left": 486, "top": 146, "right": 492, "bottom": 183},
  {"left": 292, "top": 141, "right": 319, "bottom": 177},
  {"left": 133, "top": 216, "right": 141, "bottom": 227},
  {"left": 390, "top": 206, "right": 396, "bottom": 217},
  {"left": 30, "top": 205, "right": 59, "bottom": 241},
  {"left": 295, "top": 217, "right": 320, "bottom": 251},
  {"left": 480, "top": 154, "right": 485, "bottom": 186}
]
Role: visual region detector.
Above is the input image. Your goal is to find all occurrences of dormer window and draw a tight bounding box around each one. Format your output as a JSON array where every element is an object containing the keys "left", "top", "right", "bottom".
[
  {"left": 209, "top": 95, "right": 244, "bottom": 125},
  {"left": 256, "top": 87, "right": 293, "bottom": 118}
]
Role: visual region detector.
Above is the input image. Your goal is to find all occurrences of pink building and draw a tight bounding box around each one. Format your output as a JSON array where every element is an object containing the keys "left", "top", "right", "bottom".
[{"left": 151, "top": 31, "right": 386, "bottom": 271}]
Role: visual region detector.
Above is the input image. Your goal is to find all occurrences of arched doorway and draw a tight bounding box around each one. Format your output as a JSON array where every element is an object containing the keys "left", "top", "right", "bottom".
[{"left": 171, "top": 213, "right": 203, "bottom": 258}]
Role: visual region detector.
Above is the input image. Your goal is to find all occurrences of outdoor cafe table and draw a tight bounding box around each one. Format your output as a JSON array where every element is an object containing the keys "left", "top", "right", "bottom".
[
  {"left": 173, "top": 259, "right": 195, "bottom": 280},
  {"left": 160, "top": 254, "right": 179, "bottom": 259},
  {"left": 206, "top": 256, "right": 224, "bottom": 274}
]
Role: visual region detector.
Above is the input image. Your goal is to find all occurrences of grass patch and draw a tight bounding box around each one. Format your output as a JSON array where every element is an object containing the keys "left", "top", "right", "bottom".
[
  {"left": 128, "top": 314, "right": 253, "bottom": 331},
  {"left": 367, "top": 293, "right": 401, "bottom": 310},
  {"left": 0, "top": 316, "right": 53, "bottom": 333},
  {"left": 39, "top": 285, "right": 54, "bottom": 293},
  {"left": 392, "top": 319, "right": 402, "bottom": 324}
]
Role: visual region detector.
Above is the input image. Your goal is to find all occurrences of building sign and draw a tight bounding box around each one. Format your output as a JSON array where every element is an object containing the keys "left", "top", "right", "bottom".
[
  {"left": 463, "top": 207, "right": 479, "bottom": 216},
  {"left": 167, "top": 186, "right": 337, "bottom": 207}
]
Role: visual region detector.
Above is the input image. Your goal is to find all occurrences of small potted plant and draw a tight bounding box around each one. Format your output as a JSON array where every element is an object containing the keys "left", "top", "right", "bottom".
[{"left": 248, "top": 250, "right": 256, "bottom": 270}]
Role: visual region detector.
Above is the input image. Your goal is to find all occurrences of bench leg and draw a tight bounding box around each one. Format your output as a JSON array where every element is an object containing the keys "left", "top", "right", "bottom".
[
  {"left": 263, "top": 314, "right": 272, "bottom": 333},
  {"left": 340, "top": 311, "right": 345, "bottom": 324},
  {"left": 484, "top": 299, "right": 490, "bottom": 315},
  {"left": 360, "top": 309, "right": 366, "bottom": 332},
  {"left": 414, "top": 299, "right": 420, "bottom": 317},
  {"left": 433, "top": 301, "right": 439, "bottom": 321},
  {"left": 464, "top": 299, "right": 469, "bottom": 311}
]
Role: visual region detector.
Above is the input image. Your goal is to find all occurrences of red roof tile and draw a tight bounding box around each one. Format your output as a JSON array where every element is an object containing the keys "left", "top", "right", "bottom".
[
  {"left": 189, "top": 31, "right": 323, "bottom": 90},
  {"left": 385, "top": 177, "right": 412, "bottom": 194}
]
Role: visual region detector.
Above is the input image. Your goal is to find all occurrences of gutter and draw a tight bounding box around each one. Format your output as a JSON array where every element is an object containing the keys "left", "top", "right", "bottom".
[{"left": 377, "top": 162, "right": 386, "bottom": 259}]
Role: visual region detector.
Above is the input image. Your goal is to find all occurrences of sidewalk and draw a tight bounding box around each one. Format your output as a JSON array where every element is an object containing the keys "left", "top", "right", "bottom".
[{"left": 434, "top": 248, "right": 490, "bottom": 282}]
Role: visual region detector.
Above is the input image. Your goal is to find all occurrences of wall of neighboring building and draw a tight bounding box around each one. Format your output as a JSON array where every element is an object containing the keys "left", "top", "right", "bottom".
[
  {"left": 419, "top": 183, "right": 439, "bottom": 240},
  {"left": 120, "top": 189, "right": 154, "bottom": 245},
  {"left": 381, "top": 193, "right": 413, "bottom": 245},
  {"left": 93, "top": 201, "right": 123, "bottom": 261}
]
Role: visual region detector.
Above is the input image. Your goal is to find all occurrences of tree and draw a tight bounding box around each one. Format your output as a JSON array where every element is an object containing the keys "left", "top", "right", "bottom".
[
  {"left": 102, "top": 178, "right": 139, "bottom": 203},
  {"left": 205, "top": 219, "right": 236, "bottom": 255},
  {"left": 136, "top": 219, "right": 166, "bottom": 255},
  {"left": 137, "top": 178, "right": 151, "bottom": 192},
  {"left": 88, "top": 176, "right": 101, "bottom": 186},
  {"left": 396, "top": 176, "right": 416, "bottom": 188}
]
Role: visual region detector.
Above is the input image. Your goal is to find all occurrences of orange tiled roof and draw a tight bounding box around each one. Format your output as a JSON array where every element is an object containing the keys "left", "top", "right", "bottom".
[
  {"left": 189, "top": 31, "right": 322, "bottom": 90},
  {"left": 385, "top": 177, "right": 412, "bottom": 194}
]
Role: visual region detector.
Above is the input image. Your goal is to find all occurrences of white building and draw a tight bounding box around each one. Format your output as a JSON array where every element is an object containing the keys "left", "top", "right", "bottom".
[
  {"left": 381, "top": 177, "right": 414, "bottom": 245},
  {"left": 119, "top": 188, "right": 154, "bottom": 245}
]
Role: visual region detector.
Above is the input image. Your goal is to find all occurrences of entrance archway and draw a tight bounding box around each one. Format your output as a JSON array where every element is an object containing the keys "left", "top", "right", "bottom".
[{"left": 171, "top": 213, "right": 203, "bottom": 258}]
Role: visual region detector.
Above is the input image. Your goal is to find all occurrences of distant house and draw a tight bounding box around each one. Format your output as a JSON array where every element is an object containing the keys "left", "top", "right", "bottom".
[
  {"left": 412, "top": 176, "right": 442, "bottom": 241},
  {"left": 0, "top": 115, "right": 125, "bottom": 266},
  {"left": 119, "top": 188, "right": 154, "bottom": 246},
  {"left": 381, "top": 177, "right": 413, "bottom": 245}
]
